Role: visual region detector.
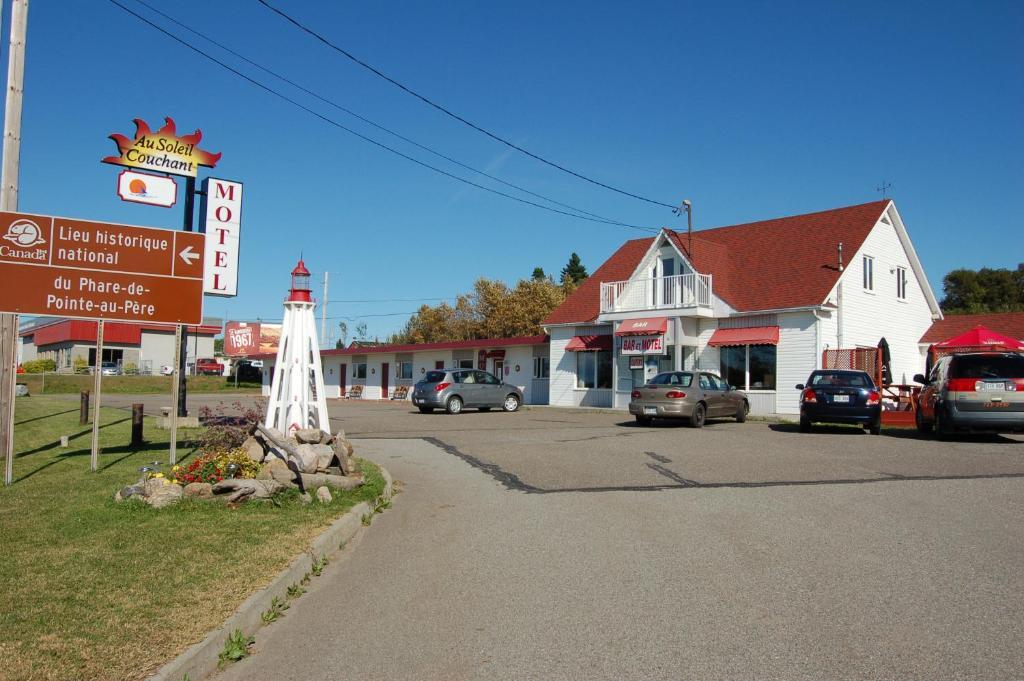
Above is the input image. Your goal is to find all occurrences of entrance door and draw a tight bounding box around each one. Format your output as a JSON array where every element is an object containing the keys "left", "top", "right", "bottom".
[
  {"left": 339, "top": 364, "right": 347, "bottom": 397},
  {"left": 380, "top": 363, "right": 389, "bottom": 399},
  {"left": 493, "top": 360, "right": 504, "bottom": 382}
]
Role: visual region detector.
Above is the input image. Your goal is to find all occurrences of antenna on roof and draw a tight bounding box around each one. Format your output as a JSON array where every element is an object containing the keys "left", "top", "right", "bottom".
[
  {"left": 876, "top": 180, "right": 892, "bottom": 198},
  {"left": 673, "top": 199, "right": 693, "bottom": 257}
]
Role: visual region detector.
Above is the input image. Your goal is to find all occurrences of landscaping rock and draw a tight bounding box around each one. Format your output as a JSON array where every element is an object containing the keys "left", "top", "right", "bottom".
[
  {"left": 315, "top": 486, "right": 332, "bottom": 504},
  {"left": 264, "top": 427, "right": 287, "bottom": 443},
  {"left": 332, "top": 438, "right": 354, "bottom": 475},
  {"left": 114, "top": 485, "right": 143, "bottom": 502},
  {"left": 310, "top": 444, "right": 336, "bottom": 471},
  {"left": 143, "top": 479, "right": 184, "bottom": 508},
  {"left": 300, "top": 472, "right": 364, "bottom": 491},
  {"left": 294, "top": 444, "right": 321, "bottom": 474},
  {"left": 183, "top": 482, "right": 213, "bottom": 499},
  {"left": 212, "top": 478, "right": 286, "bottom": 503},
  {"left": 241, "top": 436, "right": 266, "bottom": 464},
  {"left": 298, "top": 492, "right": 312, "bottom": 505},
  {"left": 294, "top": 428, "right": 323, "bottom": 444}
]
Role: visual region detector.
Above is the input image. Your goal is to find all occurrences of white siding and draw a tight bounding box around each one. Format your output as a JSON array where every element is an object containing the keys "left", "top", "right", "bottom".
[
  {"left": 548, "top": 325, "right": 613, "bottom": 408},
  {"left": 832, "top": 217, "right": 936, "bottom": 384},
  {"left": 775, "top": 311, "right": 819, "bottom": 415},
  {"left": 696, "top": 318, "right": 719, "bottom": 372}
]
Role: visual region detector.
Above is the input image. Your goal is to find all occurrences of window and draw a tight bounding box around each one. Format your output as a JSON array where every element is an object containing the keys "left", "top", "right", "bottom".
[
  {"left": 896, "top": 266, "right": 907, "bottom": 300},
  {"left": 576, "top": 350, "right": 612, "bottom": 389},
  {"left": 863, "top": 255, "right": 874, "bottom": 290},
  {"left": 650, "top": 372, "right": 693, "bottom": 387},
  {"left": 533, "top": 356, "right": 550, "bottom": 379},
  {"left": 477, "top": 370, "right": 500, "bottom": 385},
  {"left": 397, "top": 361, "right": 413, "bottom": 379},
  {"left": 353, "top": 363, "right": 367, "bottom": 379},
  {"left": 455, "top": 358, "right": 474, "bottom": 369},
  {"left": 718, "top": 344, "right": 777, "bottom": 390}
]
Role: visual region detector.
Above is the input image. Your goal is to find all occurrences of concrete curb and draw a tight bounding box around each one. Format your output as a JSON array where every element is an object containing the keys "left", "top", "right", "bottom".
[{"left": 148, "top": 464, "right": 394, "bottom": 681}]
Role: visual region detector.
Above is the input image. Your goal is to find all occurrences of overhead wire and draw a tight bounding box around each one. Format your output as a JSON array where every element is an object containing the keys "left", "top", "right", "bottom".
[
  {"left": 108, "top": 0, "right": 659, "bottom": 233},
  {"left": 129, "top": 0, "right": 640, "bottom": 229},
  {"left": 256, "top": 0, "right": 679, "bottom": 210}
]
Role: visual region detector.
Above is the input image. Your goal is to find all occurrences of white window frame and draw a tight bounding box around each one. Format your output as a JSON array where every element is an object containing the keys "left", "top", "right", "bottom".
[
  {"left": 896, "top": 265, "right": 907, "bottom": 300},
  {"left": 863, "top": 255, "right": 874, "bottom": 291},
  {"left": 353, "top": 363, "right": 367, "bottom": 380},
  {"left": 533, "top": 356, "right": 550, "bottom": 379},
  {"left": 397, "top": 361, "right": 413, "bottom": 379}
]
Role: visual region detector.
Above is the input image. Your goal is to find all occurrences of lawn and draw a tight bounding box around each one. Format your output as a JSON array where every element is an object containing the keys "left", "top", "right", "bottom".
[
  {"left": 0, "top": 396, "right": 385, "bottom": 681},
  {"left": 16, "top": 373, "right": 262, "bottom": 394}
]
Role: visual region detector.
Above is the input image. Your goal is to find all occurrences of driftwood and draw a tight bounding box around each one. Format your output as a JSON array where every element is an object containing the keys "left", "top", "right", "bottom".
[
  {"left": 254, "top": 424, "right": 307, "bottom": 493},
  {"left": 268, "top": 467, "right": 363, "bottom": 491},
  {"left": 212, "top": 478, "right": 286, "bottom": 503}
]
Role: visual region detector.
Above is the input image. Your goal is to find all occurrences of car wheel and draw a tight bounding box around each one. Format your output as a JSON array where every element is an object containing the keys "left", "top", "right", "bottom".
[
  {"left": 689, "top": 402, "right": 706, "bottom": 429},
  {"left": 635, "top": 415, "right": 652, "bottom": 426},
  {"left": 502, "top": 394, "right": 520, "bottom": 412},
  {"left": 799, "top": 415, "right": 811, "bottom": 433},
  {"left": 417, "top": 406, "right": 433, "bottom": 414},
  {"left": 915, "top": 406, "right": 932, "bottom": 434},
  {"left": 869, "top": 419, "right": 881, "bottom": 436},
  {"left": 446, "top": 396, "right": 463, "bottom": 415},
  {"left": 735, "top": 401, "right": 749, "bottom": 423}
]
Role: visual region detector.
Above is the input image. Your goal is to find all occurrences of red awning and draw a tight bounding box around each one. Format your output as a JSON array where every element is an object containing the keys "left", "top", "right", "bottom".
[
  {"left": 615, "top": 316, "right": 669, "bottom": 336},
  {"left": 565, "top": 335, "right": 613, "bottom": 351},
  {"left": 708, "top": 326, "right": 780, "bottom": 347}
]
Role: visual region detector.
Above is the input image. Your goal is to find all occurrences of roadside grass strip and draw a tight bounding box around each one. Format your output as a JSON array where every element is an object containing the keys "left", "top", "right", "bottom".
[
  {"left": 16, "top": 373, "right": 262, "bottom": 394},
  {"left": 0, "top": 396, "right": 384, "bottom": 681}
]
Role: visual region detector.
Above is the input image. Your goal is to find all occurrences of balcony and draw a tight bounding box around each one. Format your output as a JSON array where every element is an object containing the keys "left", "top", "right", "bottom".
[{"left": 600, "top": 273, "right": 713, "bottom": 314}]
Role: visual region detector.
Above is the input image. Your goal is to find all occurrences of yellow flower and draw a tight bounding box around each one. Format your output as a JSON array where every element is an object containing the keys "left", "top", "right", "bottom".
[{"left": 152, "top": 472, "right": 164, "bottom": 478}]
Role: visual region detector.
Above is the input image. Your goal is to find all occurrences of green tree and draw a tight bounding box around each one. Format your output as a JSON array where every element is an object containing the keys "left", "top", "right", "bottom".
[
  {"left": 941, "top": 264, "right": 1023, "bottom": 313},
  {"left": 560, "top": 252, "right": 588, "bottom": 285},
  {"left": 214, "top": 338, "right": 224, "bottom": 353},
  {"left": 337, "top": 321, "right": 348, "bottom": 348},
  {"left": 532, "top": 267, "right": 546, "bottom": 280}
]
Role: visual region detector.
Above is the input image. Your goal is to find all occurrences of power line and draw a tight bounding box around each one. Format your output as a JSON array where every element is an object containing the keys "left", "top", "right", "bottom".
[
  {"left": 256, "top": 0, "right": 678, "bottom": 210},
  {"left": 328, "top": 297, "right": 455, "bottom": 304},
  {"left": 129, "top": 0, "right": 641, "bottom": 229},
  {"left": 108, "top": 0, "right": 658, "bottom": 233}
]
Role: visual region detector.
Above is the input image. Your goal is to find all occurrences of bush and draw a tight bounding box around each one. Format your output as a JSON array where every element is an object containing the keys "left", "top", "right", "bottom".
[
  {"left": 197, "top": 400, "right": 266, "bottom": 452},
  {"left": 21, "top": 358, "right": 56, "bottom": 373},
  {"left": 123, "top": 362, "right": 138, "bottom": 375},
  {"left": 73, "top": 357, "right": 88, "bottom": 373}
]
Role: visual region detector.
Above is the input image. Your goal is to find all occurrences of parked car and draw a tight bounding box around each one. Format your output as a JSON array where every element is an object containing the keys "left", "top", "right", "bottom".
[
  {"left": 159, "top": 364, "right": 175, "bottom": 376},
  {"left": 914, "top": 352, "right": 1024, "bottom": 437},
  {"left": 100, "top": 362, "right": 121, "bottom": 376},
  {"left": 628, "top": 371, "right": 748, "bottom": 427},
  {"left": 231, "top": 360, "right": 262, "bottom": 382},
  {"left": 195, "top": 358, "right": 225, "bottom": 376},
  {"left": 797, "top": 370, "right": 881, "bottom": 434},
  {"left": 412, "top": 368, "right": 522, "bottom": 414}
]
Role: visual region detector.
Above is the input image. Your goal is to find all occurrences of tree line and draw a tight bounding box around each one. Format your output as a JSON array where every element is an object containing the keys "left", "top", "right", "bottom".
[{"left": 941, "top": 264, "right": 1023, "bottom": 314}]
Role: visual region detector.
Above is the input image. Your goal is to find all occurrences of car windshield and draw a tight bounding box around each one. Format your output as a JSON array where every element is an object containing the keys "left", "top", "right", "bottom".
[
  {"left": 423, "top": 371, "right": 447, "bottom": 383},
  {"left": 648, "top": 372, "right": 693, "bottom": 387},
  {"left": 951, "top": 354, "right": 1024, "bottom": 379},
  {"left": 102, "top": 362, "right": 117, "bottom": 368},
  {"left": 810, "top": 372, "right": 871, "bottom": 387}
]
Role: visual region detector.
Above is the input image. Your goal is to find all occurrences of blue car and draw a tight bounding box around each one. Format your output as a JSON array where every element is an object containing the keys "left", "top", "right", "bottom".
[{"left": 796, "top": 370, "right": 882, "bottom": 435}]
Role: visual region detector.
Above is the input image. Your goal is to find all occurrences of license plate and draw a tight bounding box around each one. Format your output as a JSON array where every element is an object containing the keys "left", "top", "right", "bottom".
[
  {"left": 644, "top": 407, "right": 657, "bottom": 415},
  {"left": 980, "top": 382, "right": 1006, "bottom": 392},
  {"left": 833, "top": 395, "right": 850, "bottom": 403}
]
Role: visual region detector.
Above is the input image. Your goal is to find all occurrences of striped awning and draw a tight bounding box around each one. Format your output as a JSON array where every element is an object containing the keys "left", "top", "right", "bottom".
[
  {"left": 707, "top": 326, "right": 780, "bottom": 347},
  {"left": 565, "top": 335, "right": 613, "bottom": 351}
]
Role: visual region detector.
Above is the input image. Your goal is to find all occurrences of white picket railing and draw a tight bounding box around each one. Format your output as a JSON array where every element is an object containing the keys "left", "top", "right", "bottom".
[{"left": 600, "top": 273, "right": 712, "bottom": 313}]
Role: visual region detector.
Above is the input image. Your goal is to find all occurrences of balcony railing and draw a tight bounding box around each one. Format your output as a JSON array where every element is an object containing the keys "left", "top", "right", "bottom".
[{"left": 600, "top": 273, "right": 712, "bottom": 314}]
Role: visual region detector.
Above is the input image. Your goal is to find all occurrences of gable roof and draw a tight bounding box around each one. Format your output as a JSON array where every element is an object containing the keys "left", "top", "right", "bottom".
[
  {"left": 543, "top": 200, "right": 892, "bottom": 325},
  {"left": 919, "top": 312, "right": 1024, "bottom": 344}
]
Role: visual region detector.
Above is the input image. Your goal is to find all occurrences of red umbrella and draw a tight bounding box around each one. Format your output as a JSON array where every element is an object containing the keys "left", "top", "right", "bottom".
[{"left": 933, "top": 325, "right": 1024, "bottom": 351}]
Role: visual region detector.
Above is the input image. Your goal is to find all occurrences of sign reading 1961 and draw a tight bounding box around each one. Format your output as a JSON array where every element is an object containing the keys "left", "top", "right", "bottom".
[{"left": 0, "top": 211, "right": 204, "bottom": 325}]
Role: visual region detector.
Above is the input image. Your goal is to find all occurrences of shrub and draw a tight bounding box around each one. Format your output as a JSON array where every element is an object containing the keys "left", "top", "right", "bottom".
[
  {"left": 21, "top": 359, "right": 56, "bottom": 373},
  {"left": 123, "top": 362, "right": 138, "bottom": 375},
  {"left": 170, "top": 447, "right": 261, "bottom": 485},
  {"left": 197, "top": 400, "right": 266, "bottom": 451},
  {"left": 73, "top": 357, "right": 88, "bottom": 373}
]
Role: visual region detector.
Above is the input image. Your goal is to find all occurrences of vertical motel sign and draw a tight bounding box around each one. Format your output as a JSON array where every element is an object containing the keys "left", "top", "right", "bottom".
[{"left": 200, "top": 178, "right": 242, "bottom": 296}]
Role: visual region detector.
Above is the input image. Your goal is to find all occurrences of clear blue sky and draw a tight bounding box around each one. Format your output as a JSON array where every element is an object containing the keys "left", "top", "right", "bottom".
[{"left": 5, "top": 0, "right": 1022, "bottom": 342}]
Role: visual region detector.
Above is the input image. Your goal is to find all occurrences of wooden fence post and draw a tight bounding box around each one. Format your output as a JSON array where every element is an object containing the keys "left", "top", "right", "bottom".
[
  {"left": 79, "top": 390, "right": 90, "bottom": 426},
  {"left": 131, "top": 403, "right": 144, "bottom": 447}
]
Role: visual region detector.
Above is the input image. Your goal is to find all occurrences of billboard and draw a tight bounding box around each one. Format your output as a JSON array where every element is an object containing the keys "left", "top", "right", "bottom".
[
  {"left": 224, "top": 322, "right": 281, "bottom": 356},
  {"left": 103, "top": 117, "right": 221, "bottom": 178}
]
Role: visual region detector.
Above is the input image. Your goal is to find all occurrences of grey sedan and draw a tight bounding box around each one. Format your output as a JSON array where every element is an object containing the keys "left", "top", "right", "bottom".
[
  {"left": 412, "top": 368, "right": 523, "bottom": 414},
  {"left": 628, "top": 371, "right": 749, "bottom": 427}
]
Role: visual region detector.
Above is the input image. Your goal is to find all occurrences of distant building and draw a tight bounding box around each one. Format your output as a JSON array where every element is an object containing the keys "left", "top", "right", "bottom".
[{"left": 19, "top": 318, "right": 221, "bottom": 374}]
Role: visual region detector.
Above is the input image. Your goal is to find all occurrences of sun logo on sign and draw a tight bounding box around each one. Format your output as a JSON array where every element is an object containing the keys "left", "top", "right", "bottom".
[
  {"left": 128, "top": 178, "right": 148, "bottom": 196},
  {"left": 3, "top": 219, "right": 45, "bottom": 247}
]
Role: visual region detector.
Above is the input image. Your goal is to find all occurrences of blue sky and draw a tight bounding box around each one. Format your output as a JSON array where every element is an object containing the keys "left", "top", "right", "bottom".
[{"left": 5, "top": 0, "right": 1022, "bottom": 342}]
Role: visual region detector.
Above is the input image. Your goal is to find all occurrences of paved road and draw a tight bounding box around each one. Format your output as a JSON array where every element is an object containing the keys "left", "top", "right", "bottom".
[{"left": 216, "top": 436, "right": 1024, "bottom": 680}]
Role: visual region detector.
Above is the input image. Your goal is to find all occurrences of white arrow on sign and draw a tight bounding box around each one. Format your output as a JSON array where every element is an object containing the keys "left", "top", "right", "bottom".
[{"left": 179, "top": 245, "right": 200, "bottom": 265}]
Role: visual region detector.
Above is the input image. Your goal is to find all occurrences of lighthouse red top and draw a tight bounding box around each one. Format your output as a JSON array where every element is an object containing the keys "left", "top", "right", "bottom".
[{"left": 288, "top": 259, "right": 312, "bottom": 303}]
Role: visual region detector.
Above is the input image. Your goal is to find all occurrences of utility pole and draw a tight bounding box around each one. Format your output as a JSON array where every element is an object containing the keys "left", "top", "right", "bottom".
[
  {"left": 1, "top": 0, "right": 29, "bottom": 486},
  {"left": 320, "top": 271, "right": 329, "bottom": 349}
]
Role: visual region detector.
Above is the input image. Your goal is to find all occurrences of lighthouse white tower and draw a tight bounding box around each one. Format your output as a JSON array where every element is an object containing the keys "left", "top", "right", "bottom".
[{"left": 264, "top": 260, "right": 330, "bottom": 434}]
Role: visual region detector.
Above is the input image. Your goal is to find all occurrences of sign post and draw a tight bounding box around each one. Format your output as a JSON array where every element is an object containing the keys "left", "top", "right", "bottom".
[
  {"left": 90, "top": 320, "right": 104, "bottom": 471},
  {"left": 169, "top": 325, "right": 182, "bottom": 465}
]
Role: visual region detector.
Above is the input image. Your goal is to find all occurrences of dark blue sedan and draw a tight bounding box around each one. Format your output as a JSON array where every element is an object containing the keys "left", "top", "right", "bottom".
[{"left": 796, "top": 370, "right": 882, "bottom": 435}]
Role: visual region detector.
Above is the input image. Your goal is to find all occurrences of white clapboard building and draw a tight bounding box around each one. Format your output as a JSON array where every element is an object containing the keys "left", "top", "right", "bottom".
[{"left": 542, "top": 200, "right": 942, "bottom": 416}]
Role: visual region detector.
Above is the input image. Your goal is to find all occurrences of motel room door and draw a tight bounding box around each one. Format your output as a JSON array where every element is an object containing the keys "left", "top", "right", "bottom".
[
  {"left": 380, "top": 363, "right": 389, "bottom": 399},
  {"left": 339, "top": 364, "right": 347, "bottom": 397}
]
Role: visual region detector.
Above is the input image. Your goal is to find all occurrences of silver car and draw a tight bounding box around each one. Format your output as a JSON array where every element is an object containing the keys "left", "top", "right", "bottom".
[
  {"left": 412, "top": 368, "right": 523, "bottom": 414},
  {"left": 628, "top": 371, "right": 749, "bottom": 427}
]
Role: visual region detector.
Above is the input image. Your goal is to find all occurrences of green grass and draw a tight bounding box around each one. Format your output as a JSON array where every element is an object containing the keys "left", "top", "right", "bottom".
[
  {"left": 0, "top": 396, "right": 385, "bottom": 681},
  {"left": 16, "top": 373, "right": 262, "bottom": 394}
]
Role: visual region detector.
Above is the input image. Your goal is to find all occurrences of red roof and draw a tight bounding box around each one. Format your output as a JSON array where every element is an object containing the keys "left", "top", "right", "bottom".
[
  {"left": 320, "top": 334, "right": 549, "bottom": 357},
  {"left": 919, "top": 313, "right": 1024, "bottom": 344},
  {"left": 564, "top": 335, "right": 613, "bottom": 351},
  {"left": 544, "top": 200, "right": 892, "bottom": 324},
  {"left": 21, "top": 319, "right": 220, "bottom": 346},
  {"left": 708, "top": 326, "right": 780, "bottom": 347}
]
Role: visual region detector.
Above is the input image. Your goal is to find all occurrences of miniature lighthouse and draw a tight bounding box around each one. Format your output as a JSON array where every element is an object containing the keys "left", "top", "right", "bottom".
[{"left": 265, "top": 260, "right": 330, "bottom": 434}]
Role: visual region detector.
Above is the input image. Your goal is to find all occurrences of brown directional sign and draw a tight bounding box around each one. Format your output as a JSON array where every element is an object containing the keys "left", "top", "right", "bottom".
[{"left": 0, "top": 211, "right": 204, "bottom": 324}]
